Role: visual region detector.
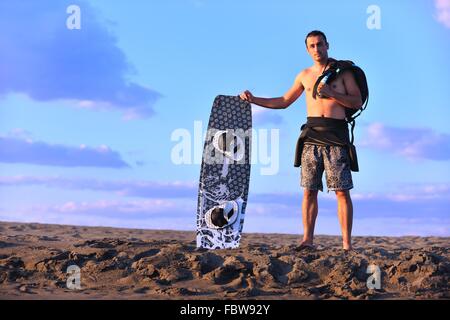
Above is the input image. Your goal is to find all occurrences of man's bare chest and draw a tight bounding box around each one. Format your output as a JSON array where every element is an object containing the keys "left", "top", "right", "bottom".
[{"left": 303, "top": 73, "right": 346, "bottom": 98}]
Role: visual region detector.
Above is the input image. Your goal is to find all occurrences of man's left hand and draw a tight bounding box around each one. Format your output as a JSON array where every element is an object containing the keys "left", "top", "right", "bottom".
[{"left": 317, "top": 83, "right": 335, "bottom": 98}]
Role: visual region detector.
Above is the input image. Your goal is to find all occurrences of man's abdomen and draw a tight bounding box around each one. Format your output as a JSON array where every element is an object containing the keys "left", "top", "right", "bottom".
[{"left": 305, "top": 101, "right": 346, "bottom": 119}]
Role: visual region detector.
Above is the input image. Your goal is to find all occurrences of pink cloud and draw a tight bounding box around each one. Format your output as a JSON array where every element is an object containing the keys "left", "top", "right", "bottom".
[
  {"left": 0, "top": 175, "right": 448, "bottom": 235},
  {"left": 0, "top": 198, "right": 196, "bottom": 231},
  {"left": 49, "top": 199, "right": 177, "bottom": 214},
  {"left": 0, "top": 176, "right": 197, "bottom": 198},
  {"left": 359, "top": 122, "right": 450, "bottom": 161},
  {"left": 2, "top": 175, "right": 449, "bottom": 204},
  {"left": 435, "top": 0, "right": 450, "bottom": 28},
  {"left": 1, "top": 196, "right": 447, "bottom": 236}
]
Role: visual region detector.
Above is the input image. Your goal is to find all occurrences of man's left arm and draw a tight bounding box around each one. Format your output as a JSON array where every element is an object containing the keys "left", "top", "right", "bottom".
[{"left": 319, "top": 71, "right": 363, "bottom": 109}]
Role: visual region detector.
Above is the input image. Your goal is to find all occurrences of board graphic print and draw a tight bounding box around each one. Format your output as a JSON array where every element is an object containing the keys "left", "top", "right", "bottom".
[{"left": 196, "top": 95, "right": 252, "bottom": 249}]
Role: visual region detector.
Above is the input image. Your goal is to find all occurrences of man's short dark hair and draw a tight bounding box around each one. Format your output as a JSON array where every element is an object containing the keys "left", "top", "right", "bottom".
[{"left": 305, "top": 30, "right": 328, "bottom": 46}]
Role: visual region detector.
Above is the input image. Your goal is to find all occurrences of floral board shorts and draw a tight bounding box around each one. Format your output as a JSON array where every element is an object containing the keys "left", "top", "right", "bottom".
[{"left": 300, "top": 143, "right": 353, "bottom": 192}]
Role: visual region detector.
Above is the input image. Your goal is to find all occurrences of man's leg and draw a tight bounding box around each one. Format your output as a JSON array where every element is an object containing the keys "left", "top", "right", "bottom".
[
  {"left": 301, "top": 189, "right": 319, "bottom": 246},
  {"left": 335, "top": 190, "right": 353, "bottom": 250},
  {"left": 299, "top": 144, "right": 323, "bottom": 247}
]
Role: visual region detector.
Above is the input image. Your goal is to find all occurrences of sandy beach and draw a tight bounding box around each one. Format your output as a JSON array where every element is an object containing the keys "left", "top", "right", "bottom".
[{"left": 0, "top": 221, "right": 448, "bottom": 300}]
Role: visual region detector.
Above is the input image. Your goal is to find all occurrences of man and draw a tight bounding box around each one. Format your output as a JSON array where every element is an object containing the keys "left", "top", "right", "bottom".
[{"left": 239, "top": 30, "right": 363, "bottom": 250}]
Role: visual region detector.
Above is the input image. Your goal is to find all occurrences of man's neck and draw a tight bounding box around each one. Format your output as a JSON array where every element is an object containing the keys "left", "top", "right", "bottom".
[{"left": 313, "top": 57, "right": 330, "bottom": 72}]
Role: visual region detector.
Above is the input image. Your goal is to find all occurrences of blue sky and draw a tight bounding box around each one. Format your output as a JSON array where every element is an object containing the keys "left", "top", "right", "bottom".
[{"left": 0, "top": 0, "right": 449, "bottom": 236}]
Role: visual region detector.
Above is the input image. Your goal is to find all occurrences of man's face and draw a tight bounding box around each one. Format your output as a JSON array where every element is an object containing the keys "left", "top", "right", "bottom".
[{"left": 306, "top": 35, "right": 329, "bottom": 62}]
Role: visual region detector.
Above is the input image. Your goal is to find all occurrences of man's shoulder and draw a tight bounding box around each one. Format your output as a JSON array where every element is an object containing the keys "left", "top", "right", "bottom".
[
  {"left": 297, "top": 68, "right": 311, "bottom": 81},
  {"left": 296, "top": 67, "right": 316, "bottom": 85},
  {"left": 300, "top": 67, "right": 312, "bottom": 75}
]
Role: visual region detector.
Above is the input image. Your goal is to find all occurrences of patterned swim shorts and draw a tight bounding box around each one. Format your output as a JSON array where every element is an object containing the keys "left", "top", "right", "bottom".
[{"left": 300, "top": 143, "right": 353, "bottom": 192}]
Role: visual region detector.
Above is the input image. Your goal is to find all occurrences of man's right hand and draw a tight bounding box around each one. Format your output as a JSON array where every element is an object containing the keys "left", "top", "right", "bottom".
[{"left": 239, "top": 90, "right": 254, "bottom": 103}]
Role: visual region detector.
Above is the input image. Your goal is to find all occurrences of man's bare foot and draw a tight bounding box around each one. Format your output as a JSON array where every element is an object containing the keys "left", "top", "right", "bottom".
[
  {"left": 295, "top": 240, "right": 315, "bottom": 251},
  {"left": 343, "top": 243, "right": 353, "bottom": 251}
]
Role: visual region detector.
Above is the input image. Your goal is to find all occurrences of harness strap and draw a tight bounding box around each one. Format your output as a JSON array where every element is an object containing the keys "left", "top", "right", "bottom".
[{"left": 349, "top": 119, "right": 355, "bottom": 145}]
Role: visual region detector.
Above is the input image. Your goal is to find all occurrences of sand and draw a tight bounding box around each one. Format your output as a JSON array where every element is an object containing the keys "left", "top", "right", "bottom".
[{"left": 0, "top": 221, "right": 448, "bottom": 300}]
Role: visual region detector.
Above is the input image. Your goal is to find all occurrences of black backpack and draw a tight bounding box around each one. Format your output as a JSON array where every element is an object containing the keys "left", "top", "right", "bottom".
[{"left": 312, "top": 59, "right": 369, "bottom": 144}]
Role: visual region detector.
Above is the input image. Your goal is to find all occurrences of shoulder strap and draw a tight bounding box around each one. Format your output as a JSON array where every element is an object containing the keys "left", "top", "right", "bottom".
[
  {"left": 347, "top": 86, "right": 369, "bottom": 145},
  {"left": 312, "top": 59, "right": 338, "bottom": 99},
  {"left": 311, "top": 59, "right": 369, "bottom": 144}
]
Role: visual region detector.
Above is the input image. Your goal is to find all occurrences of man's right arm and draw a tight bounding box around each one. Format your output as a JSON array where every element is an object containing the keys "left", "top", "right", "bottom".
[{"left": 240, "top": 71, "right": 305, "bottom": 109}]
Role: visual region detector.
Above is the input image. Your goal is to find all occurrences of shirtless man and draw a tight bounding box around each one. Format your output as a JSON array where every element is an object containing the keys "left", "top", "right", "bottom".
[{"left": 239, "top": 30, "right": 363, "bottom": 250}]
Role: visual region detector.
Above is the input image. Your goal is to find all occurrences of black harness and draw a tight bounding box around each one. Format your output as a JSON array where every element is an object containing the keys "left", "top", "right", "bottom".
[
  {"left": 294, "top": 59, "right": 369, "bottom": 172},
  {"left": 311, "top": 59, "right": 369, "bottom": 145}
]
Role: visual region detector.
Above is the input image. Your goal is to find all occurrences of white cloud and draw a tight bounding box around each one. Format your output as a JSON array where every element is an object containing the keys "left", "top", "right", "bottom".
[
  {"left": 0, "top": 1, "right": 161, "bottom": 118},
  {"left": 0, "top": 135, "right": 129, "bottom": 168},
  {"left": 252, "top": 106, "right": 284, "bottom": 125}
]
